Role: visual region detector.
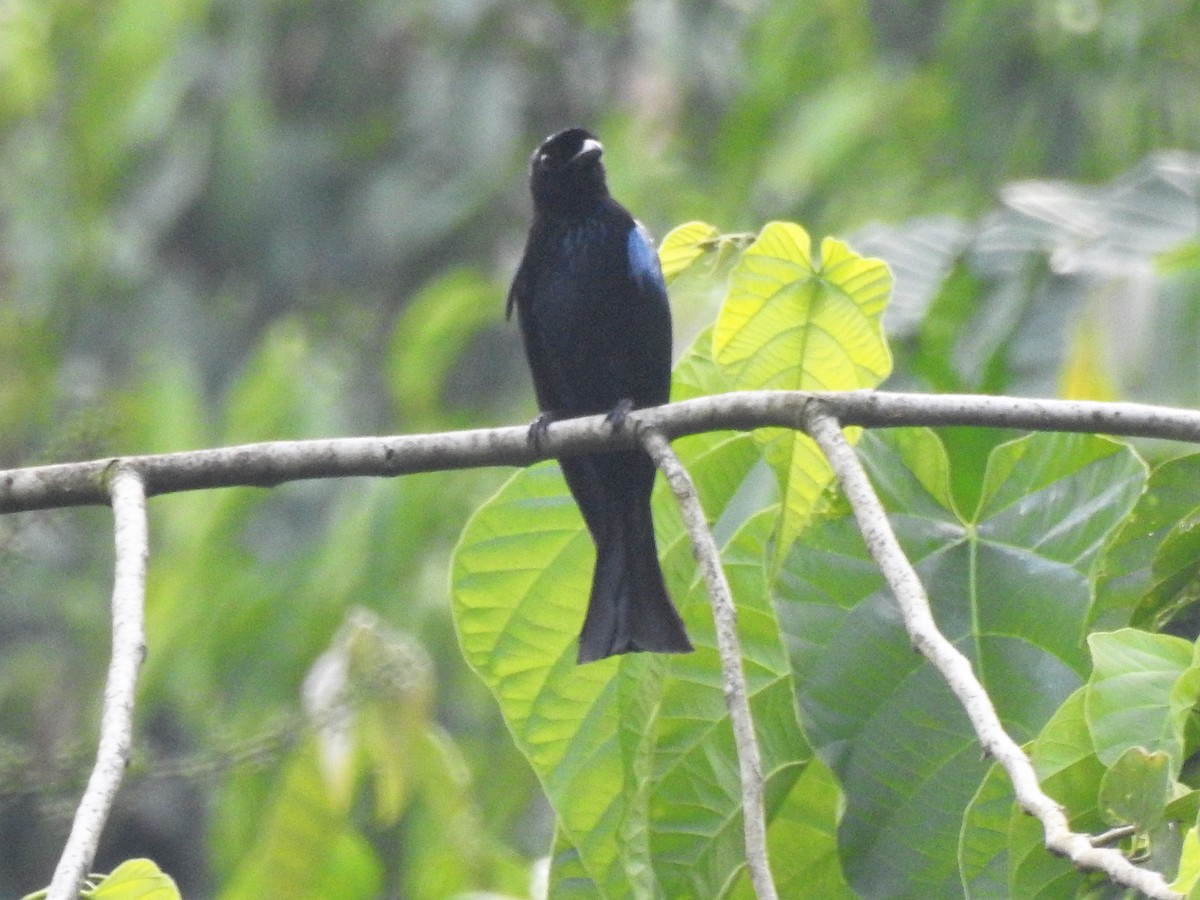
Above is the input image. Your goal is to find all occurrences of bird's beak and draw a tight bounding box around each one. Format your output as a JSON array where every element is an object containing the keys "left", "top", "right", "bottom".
[{"left": 571, "top": 138, "right": 604, "bottom": 164}]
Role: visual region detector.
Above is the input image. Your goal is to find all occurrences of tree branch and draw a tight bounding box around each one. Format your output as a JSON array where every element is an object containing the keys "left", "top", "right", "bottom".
[
  {"left": 47, "top": 465, "right": 149, "bottom": 900},
  {"left": 5, "top": 390, "right": 1200, "bottom": 514},
  {"left": 802, "top": 404, "right": 1181, "bottom": 900},
  {"left": 12, "top": 389, "right": 1200, "bottom": 896},
  {"left": 637, "top": 427, "right": 778, "bottom": 900}
]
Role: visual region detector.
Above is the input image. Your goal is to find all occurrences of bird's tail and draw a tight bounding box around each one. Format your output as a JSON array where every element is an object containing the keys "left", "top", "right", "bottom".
[{"left": 576, "top": 501, "right": 693, "bottom": 664}]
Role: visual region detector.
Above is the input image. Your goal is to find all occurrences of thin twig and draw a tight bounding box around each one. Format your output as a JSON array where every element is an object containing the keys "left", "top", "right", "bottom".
[
  {"left": 47, "top": 465, "right": 149, "bottom": 900},
  {"left": 6, "top": 391, "right": 1200, "bottom": 514},
  {"left": 637, "top": 426, "right": 779, "bottom": 900},
  {"left": 802, "top": 405, "right": 1180, "bottom": 900},
  {"left": 1091, "top": 825, "right": 1138, "bottom": 847}
]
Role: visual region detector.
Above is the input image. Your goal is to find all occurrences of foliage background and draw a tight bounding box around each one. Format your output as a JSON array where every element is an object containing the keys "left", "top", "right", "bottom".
[{"left": 2, "top": 0, "right": 1199, "bottom": 896}]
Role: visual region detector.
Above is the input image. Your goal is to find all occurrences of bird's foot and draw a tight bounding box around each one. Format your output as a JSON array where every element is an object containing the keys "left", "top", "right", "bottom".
[
  {"left": 605, "top": 399, "right": 635, "bottom": 432},
  {"left": 527, "top": 412, "right": 556, "bottom": 451}
]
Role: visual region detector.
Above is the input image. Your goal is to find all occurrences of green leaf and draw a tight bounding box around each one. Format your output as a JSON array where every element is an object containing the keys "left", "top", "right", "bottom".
[
  {"left": 713, "top": 222, "right": 892, "bottom": 390},
  {"left": 1144, "top": 509, "right": 1200, "bottom": 631},
  {"left": 452, "top": 470, "right": 802, "bottom": 896},
  {"left": 303, "top": 609, "right": 434, "bottom": 823},
  {"left": 386, "top": 269, "right": 501, "bottom": 427},
  {"left": 1172, "top": 825, "right": 1200, "bottom": 895},
  {"left": 980, "top": 639, "right": 1200, "bottom": 895},
  {"left": 727, "top": 757, "right": 853, "bottom": 900},
  {"left": 658, "top": 220, "right": 721, "bottom": 283},
  {"left": 18, "top": 859, "right": 184, "bottom": 900},
  {"left": 1098, "top": 747, "right": 1172, "bottom": 831},
  {"left": 1093, "top": 454, "right": 1200, "bottom": 631},
  {"left": 452, "top": 461, "right": 678, "bottom": 897},
  {"left": 646, "top": 509, "right": 808, "bottom": 895},
  {"left": 217, "top": 741, "right": 383, "bottom": 900},
  {"left": 1005, "top": 689, "right": 1107, "bottom": 898},
  {"left": 88, "top": 859, "right": 182, "bottom": 900},
  {"left": 780, "top": 429, "right": 1143, "bottom": 897},
  {"left": 1085, "top": 629, "right": 1200, "bottom": 775},
  {"left": 960, "top": 763, "right": 1021, "bottom": 899},
  {"left": 712, "top": 222, "right": 892, "bottom": 555}
]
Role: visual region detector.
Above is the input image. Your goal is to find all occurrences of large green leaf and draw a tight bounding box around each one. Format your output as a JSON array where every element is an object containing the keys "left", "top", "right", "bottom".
[
  {"left": 712, "top": 221, "right": 892, "bottom": 555},
  {"left": 713, "top": 222, "right": 891, "bottom": 391},
  {"left": 778, "top": 429, "right": 1144, "bottom": 897},
  {"left": 451, "top": 467, "right": 793, "bottom": 897}
]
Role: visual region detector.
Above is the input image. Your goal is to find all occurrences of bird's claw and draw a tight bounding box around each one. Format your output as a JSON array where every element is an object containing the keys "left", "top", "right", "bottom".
[
  {"left": 605, "top": 399, "right": 635, "bottom": 432},
  {"left": 527, "top": 413, "right": 554, "bottom": 451}
]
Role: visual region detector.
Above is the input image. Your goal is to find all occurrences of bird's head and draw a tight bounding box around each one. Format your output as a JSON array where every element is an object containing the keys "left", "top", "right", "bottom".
[{"left": 529, "top": 127, "right": 608, "bottom": 214}]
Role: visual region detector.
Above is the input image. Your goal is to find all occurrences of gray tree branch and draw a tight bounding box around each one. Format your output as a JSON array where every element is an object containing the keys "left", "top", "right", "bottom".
[
  {"left": 47, "top": 465, "right": 149, "bottom": 900},
  {"left": 5, "top": 390, "right": 1200, "bottom": 514}
]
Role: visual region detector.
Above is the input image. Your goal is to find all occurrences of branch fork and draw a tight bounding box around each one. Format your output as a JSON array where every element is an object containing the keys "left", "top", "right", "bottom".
[{"left": 10, "top": 390, "right": 1198, "bottom": 899}]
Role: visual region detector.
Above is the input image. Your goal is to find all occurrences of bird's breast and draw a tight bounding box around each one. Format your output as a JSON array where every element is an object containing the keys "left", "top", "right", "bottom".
[{"left": 552, "top": 219, "right": 617, "bottom": 274}]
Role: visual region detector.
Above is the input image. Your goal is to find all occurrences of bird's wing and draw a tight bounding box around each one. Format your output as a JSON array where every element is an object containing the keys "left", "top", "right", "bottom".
[
  {"left": 623, "top": 219, "right": 673, "bottom": 407},
  {"left": 626, "top": 220, "right": 668, "bottom": 298}
]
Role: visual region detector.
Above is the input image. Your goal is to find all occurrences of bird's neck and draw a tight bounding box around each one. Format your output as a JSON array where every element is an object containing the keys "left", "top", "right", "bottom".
[{"left": 532, "top": 186, "right": 612, "bottom": 220}]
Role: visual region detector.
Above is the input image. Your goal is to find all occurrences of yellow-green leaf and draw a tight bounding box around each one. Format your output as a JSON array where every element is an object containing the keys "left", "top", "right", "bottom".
[
  {"left": 714, "top": 222, "right": 891, "bottom": 390},
  {"left": 20, "top": 859, "right": 183, "bottom": 900},
  {"left": 1060, "top": 313, "right": 1117, "bottom": 401},
  {"left": 217, "top": 741, "right": 383, "bottom": 900},
  {"left": 657, "top": 220, "right": 721, "bottom": 283},
  {"left": 1172, "top": 825, "right": 1200, "bottom": 894},
  {"left": 88, "top": 859, "right": 181, "bottom": 900},
  {"left": 713, "top": 222, "right": 892, "bottom": 552}
]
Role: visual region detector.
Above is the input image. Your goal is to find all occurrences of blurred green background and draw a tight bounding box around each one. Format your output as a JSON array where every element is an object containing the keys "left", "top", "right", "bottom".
[{"left": 1, "top": 0, "right": 1199, "bottom": 896}]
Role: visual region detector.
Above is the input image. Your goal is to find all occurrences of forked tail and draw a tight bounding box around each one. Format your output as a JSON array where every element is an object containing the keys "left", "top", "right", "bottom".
[{"left": 576, "top": 503, "right": 693, "bottom": 664}]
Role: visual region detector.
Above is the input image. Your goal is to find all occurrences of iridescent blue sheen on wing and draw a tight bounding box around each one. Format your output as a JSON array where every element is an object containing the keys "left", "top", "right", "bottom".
[{"left": 627, "top": 222, "right": 666, "bottom": 296}]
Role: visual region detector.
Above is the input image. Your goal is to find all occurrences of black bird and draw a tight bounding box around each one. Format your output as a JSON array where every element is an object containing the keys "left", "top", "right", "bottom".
[{"left": 507, "top": 127, "right": 693, "bottom": 664}]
